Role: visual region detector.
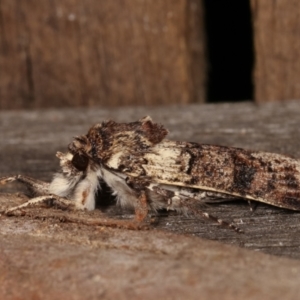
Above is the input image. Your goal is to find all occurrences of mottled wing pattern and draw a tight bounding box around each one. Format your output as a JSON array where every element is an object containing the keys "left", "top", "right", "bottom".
[{"left": 110, "top": 140, "right": 300, "bottom": 211}]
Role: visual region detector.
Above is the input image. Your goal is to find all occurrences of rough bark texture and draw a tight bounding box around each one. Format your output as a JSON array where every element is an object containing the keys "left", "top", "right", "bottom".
[
  {"left": 0, "top": 0, "right": 205, "bottom": 109},
  {"left": 1, "top": 102, "right": 300, "bottom": 298},
  {"left": 251, "top": 1, "right": 300, "bottom": 102}
]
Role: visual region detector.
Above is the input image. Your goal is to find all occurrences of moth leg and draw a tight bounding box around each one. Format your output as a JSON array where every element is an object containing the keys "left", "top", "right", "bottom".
[
  {"left": 88, "top": 192, "right": 150, "bottom": 230},
  {"left": 3, "top": 193, "right": 149, "bottom": 230},
  {"left": 149, "top": 185, "right": 243, "bottom": 233},
  {"left": 4, "top": 194, "right": 77, "bottom": 216},
  {"left": 188, "top": 204, "right": 243, "bottom": 233},
  {"left": 181, "top": 198, "right": 243, "bottom": 233},
  {"left": 247, "top": 200, "right": 258, "bottom": 212},
  {"left": 0, "top": 175, "right": 50, "bottom": 196},
  {"left": 123, "top": 176, "right": 151, "bottom": 224},
  {"left": 134, "top": 191, "right": 149, "bottom": 223}
]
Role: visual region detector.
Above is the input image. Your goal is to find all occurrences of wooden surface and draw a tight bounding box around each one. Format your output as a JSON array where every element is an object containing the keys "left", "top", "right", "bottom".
[
  {"left": 0, "top": 0, "right": 205, "bottom": 109},
  {"left": 1, "top": 102, "right": 300, "bottom": 298},
  {"left": 251, "top": 1, "right": 300, "bottom": 102}
]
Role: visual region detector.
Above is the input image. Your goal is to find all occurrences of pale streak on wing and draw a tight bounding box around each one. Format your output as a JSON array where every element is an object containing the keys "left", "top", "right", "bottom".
[
  {"left": 108, "top": 138, "right": 300, "bottom": 211},
  {"left": 107, "top": 151, "right": 123, "bottom": 169},
  {"left": 143, "top": 141, "right": 191, "bottom": 183},
  {"left": 142, "top": 140, "right": 300, "bottom": 210}
]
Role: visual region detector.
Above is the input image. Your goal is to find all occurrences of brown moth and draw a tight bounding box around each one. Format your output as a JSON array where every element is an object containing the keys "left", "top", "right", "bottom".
[{"left": 1, "top": 116, "right": 300, "bottom": 232}]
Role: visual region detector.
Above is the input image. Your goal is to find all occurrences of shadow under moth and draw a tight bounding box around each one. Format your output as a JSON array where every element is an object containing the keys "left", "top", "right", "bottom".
[{"left": 1, "top": 116, "right": 300, "bottom": 232}]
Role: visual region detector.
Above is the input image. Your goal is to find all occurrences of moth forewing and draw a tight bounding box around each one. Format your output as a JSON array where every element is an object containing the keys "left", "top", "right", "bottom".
[
  {"left": 119, "top": 139, "right": 300, "bottom": 211},
  {"left": 144, "top": 142, "right": 192, "bottom": 180}
]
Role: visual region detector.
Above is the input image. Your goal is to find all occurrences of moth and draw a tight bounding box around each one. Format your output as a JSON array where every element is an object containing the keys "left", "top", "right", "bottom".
[{"left": 1, "top": 116, "right": 300, "bottom": 232}]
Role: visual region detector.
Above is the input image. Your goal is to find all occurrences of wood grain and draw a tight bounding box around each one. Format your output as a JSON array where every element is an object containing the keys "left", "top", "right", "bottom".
[
  {"left": 0, "top": 0, "right": 205, "bottom": 108},
  {"left": 251, "top": 1, "right": 300, "bottom": 102}
]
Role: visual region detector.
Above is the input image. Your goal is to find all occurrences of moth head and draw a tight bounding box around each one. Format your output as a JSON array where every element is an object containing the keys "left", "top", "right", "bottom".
[
  {"left": 50, "top": 151, "right": 91, "bottom": 198},
  {"left": 56, "top": 151, "right": 89, "bottom": 175},
  {"left": 71, "top": 152, "right": 89, "bottom": 171},
  {"left": 66, "top": 135, "right": 93, "bottom": 168}
]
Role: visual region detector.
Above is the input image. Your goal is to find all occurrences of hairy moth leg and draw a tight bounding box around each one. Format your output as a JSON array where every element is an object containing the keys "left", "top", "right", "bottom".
[
  {"left": 1, "top": 176, "right": 150, "bottom": 230},
  {"left": 0, "top": 175, "right": 50, "bottom": 196},
  {"left": 88, "top": 191, "right": 150, "bottom": 230}
]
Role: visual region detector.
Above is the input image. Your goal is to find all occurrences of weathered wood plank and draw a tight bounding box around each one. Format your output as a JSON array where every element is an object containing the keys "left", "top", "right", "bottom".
[
  {"left": 251, "top": 1, "right": 300, "bottom": 102},
  {"left": 0, "top": 0, "right": 206, "bottom": 108}
]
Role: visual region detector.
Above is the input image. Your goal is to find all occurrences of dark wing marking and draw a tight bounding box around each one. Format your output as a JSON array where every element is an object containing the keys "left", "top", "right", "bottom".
[{"left": 121, "top": 140, "right": 300, "bottom": 211}]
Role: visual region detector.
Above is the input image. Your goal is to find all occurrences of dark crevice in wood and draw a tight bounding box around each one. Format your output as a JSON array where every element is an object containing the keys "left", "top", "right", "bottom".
[{"left": 204, "top": 0, "right": 254, "bottom": 102}]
